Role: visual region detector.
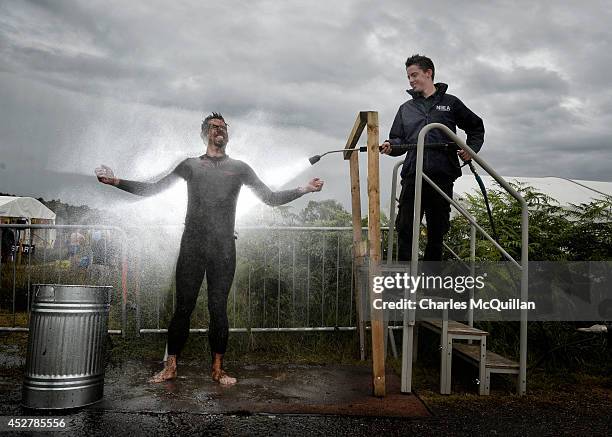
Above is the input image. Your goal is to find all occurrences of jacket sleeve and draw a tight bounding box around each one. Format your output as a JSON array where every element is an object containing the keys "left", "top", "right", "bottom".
[
  {"left": 454, "top": 98, "right": 485, "bottom": 153},
  {"left": 116, "top": 159, "right": 191, "bottom": 197},
  {"left": 387, "top": 107, "right": 408, "bottom": 157},
  {"left": 243, "top": 164, "right": 304, "bottom": 206}
]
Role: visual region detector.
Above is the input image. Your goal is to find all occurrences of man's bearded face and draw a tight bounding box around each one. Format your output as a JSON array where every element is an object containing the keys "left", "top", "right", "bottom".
[{"left": 208, "top": 120, "right": 228, "bottom": 147}]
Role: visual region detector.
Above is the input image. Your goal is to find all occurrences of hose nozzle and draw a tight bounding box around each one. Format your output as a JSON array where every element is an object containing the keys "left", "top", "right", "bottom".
[
  {"left": 308, "top": 143, "right": 452, "bottom": 165},
  {"left": 308, "top": 155, "right": 322, "bottom": 165},
  {"left": 308, "top": 147, "right": 365, "bottom": 165}
]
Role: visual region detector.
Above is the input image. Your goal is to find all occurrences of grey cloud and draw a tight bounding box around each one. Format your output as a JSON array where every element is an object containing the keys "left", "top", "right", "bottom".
[
  {"left": 469, "top": 63, "right": 569, "bottom": 95},
  {"left": 1, "top": 0, "right": 612, "bottom": 213}
]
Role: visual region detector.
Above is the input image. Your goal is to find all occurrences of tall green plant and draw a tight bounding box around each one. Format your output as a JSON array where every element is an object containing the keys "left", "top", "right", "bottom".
[{"left": 446, "top": 183, "right": 610, "bottom": 262}]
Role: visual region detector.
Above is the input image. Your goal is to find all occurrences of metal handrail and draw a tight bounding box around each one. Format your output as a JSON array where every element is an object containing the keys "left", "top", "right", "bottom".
[
  {"left": 392, "top": 123, "right": 528, "bottom": 395},
  {"left": 124, "top": 225, "right": 390, "bottom": 231},
  {"left": 388, "top": 161, "right": 521, "bottom": 269},
  {"left": 387, "top": 161, "right": 403, "bottom": 264},
  {"left": 423, "top": 173, "right": 522, "bottom": 269}
]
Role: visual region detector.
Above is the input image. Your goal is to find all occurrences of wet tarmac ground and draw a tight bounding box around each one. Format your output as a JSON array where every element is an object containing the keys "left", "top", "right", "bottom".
[
  {"left": 98, "top": 361, "right": 429, "bottom": 417},
  {"left": 1, "top": 359, "right": 436, "bottom": 436},
  {"left": 2, "top": 341, "right": 610, "bottom": 436}
]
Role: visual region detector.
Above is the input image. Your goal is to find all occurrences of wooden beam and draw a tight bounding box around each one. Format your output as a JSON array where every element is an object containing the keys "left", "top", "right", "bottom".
[
  {"left": 347, "top": 113, "right": 367, "bottom": 361},
  {"left": 343, "top": 112, "right": 368, "bottom": 160},
  {"left": 366, "top": 111, "right": 385, "bottom": 397},
  {"left": 349, "top": 150, "right": 366, "bottom": 361}
]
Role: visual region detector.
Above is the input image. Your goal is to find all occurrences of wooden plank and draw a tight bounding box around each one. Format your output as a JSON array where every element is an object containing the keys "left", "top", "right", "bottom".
[
  {"left": 366, "top": 111, "right": 385, "bottom": 397},
  {"left": 348, "top": 124, "right": 365, "bottom": 361},
  {"left": 347, "top": 111, "right": 365, "bottom": 256},
  {"left": 349, "top": 151, "right": 363, "bottom": 250},
  {"left": 454, "top": 343, "right": 520, "bottom": 370},
  {"left": 343, "top": 112, "right": 367, "bottom": 159},
  {"left": 421, "top": 320, "right": 489, "bottom": 336}
]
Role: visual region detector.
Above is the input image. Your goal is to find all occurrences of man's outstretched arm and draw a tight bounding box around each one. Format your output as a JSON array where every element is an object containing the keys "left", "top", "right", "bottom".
[
  {"left": 95, "top": 161, "right": 190, "bottom": 196},
  {"left": 244, "top": 165, "right": 323, "bottom": 207}
]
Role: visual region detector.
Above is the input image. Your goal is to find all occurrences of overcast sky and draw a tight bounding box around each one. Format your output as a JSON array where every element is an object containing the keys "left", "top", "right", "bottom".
[{"left": 1, "top": 0, "right": 611, "bottom": 223}]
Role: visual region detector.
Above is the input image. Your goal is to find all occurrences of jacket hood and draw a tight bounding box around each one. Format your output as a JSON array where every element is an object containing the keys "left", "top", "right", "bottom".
[{"left": 407, "top": 82, "right": 448, "bottom": 98}]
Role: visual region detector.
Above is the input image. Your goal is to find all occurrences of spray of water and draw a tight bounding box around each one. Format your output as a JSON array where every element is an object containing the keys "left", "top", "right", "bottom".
[
  {"left": 50, "top": 107, "right": 317, "bottom": 223},
  {"left": 46, "top": 108, "right": 320, "bottom": 296}
]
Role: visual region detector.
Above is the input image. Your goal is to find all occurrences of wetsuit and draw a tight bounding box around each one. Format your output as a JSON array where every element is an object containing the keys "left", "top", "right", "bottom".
[{"left": 117, "top": 154, "right": 304, "bottom": 355}]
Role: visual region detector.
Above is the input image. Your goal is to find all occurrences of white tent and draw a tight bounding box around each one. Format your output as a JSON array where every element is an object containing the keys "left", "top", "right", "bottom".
[
  {"left": 0, "top": 196, "right": 56, "bottom": 220},
  {"left": 0, "top": 196, "right": 56, "bottom": 248}
]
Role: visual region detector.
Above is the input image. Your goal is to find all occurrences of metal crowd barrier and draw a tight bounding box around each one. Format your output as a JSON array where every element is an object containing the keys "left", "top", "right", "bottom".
[
  {"left": 135, "top": 226, "right": 372, "bottom": 335},
  {"left": 1, "top": 223, "right": 402, "bottom": 340},
  {"left": 0, "top": 224, "right": 129, "bottom": 336}
]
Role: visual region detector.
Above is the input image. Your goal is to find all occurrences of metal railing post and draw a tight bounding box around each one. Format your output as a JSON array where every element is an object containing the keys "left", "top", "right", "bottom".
[
  {"left": 27, "top": 230, "right": 33, "bottom": 315},
  {"left": 335, "top": 234, "right": 340, "bottom": 327},
  {"left": 292, "top": 238, "right": 296, "bottom": 326},
  {"left": 400, "top": 126, "right": 426, "bottom": 393},
  {"left": 306, "top": 238, "right": 310, "bottom": 327},
  {"left": 321, "top": 234, "right": 326, "bottom": 326},
  {"left": 520, "top": 204, "right": 528, "bottom": 395},
  {"left": 277, "top": 239, "right": 281, "bottom": 328},
  {"left": 263, "top": 245, "right": 267, "bottom": 327},
  {"left": 387, "top": 161, "right": 403, "bottom": 263},
  {"left": 469, "top": 224, "right": 476, "bottom": 329}
]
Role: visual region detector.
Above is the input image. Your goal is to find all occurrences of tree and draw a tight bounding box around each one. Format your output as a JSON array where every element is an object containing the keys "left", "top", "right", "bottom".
[{"left": 299, "top": 200, "right": 352, "bottom": 226}]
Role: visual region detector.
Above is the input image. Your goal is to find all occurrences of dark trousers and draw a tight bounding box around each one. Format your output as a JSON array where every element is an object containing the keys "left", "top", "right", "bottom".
[
  {"left": 167, "top": 232, "right": 236, "bottom": 357},
  {"left": 396, "top": 177, "right": 454, "bottom": 261}
]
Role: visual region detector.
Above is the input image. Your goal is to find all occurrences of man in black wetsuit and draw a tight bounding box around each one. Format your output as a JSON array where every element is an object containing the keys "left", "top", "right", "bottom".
[{"left": 95, "top": 113, "right": 324, "bottom": 385}]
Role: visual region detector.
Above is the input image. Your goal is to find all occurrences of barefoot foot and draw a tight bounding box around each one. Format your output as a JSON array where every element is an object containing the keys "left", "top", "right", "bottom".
[
  {"left": 212, "top": 368, "right": 237, "bottom": 385},
  {"left": 149, "top": 355, "right": 177, "bottom": 383},
  {"left": 149, "top": 366, "right": 177, "bottom": 383}
]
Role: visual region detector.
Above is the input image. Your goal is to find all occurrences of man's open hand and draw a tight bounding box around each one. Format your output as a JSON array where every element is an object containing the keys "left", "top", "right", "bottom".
[
  {"left": 95, "top": 165, "right": 119, "bottom": 186},
  {"left": 301, "top": 178, "right": 324, "bottom": 193}
]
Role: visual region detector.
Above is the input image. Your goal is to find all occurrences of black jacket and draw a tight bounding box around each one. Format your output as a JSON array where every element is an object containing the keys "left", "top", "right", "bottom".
[{"left": 387, "top": 83, "right": 484, "bottom": 181}]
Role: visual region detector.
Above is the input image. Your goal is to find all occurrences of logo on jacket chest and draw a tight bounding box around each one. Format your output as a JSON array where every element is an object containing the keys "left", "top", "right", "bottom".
[{"left": 436, "top": 105, "right": 451, "bottom": 112}]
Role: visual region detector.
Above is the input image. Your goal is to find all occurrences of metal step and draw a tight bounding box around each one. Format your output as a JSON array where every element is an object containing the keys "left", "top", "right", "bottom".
[
  {"left": 421, "top": 320, "right": 489, "bottom": 337},
  {"left": 419, "top": 320, "right": 489, "bottom": 395},
  {"left": 453, "top": 343, "right": 519, "bottom": 372}
]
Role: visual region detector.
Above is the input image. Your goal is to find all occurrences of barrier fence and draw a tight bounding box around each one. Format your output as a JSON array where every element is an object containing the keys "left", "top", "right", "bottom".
[
  {"left": 0, "top": 224, "right": 128, "bottom": 335},
  {"left": 0, "top": 223, "right": 397, "bottom": 337}
]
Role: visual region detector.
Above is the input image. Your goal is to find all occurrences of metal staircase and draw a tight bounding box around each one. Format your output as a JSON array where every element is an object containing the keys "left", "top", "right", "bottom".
[{"left": 386, "top": 123, "right": 528, "bottom": 395}]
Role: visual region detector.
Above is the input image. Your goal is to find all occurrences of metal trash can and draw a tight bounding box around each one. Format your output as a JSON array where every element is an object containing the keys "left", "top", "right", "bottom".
[{"left": 22, "top": 285, "right": 112, "bottom": 409}]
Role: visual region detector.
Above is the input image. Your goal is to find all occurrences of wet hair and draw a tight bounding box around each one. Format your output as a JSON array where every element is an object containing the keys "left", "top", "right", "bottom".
[
  {"left": 201, "top": 112, "right": 227, "bottom": 135},
  {"left": 405, "top": 54, "right": 435, "bottom": 81}
]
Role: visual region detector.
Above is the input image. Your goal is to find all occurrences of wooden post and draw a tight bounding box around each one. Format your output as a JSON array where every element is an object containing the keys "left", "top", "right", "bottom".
[
  {"left": 367, "top": 111, "right": 385, "bottom": 397},
  {"left": 345, "top": 112, "right": 367, "bottom": 360},
  {"left": 344, "top": 111, "right": 385, "bottom": 396},
  {"left": 350, "top": 154, "right": 366, "bottom": 361}
]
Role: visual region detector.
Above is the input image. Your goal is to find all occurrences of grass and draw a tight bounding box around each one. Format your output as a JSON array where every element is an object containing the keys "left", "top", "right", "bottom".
[
  {"left": 0, "top": 311, "right": 28, "bottom": 327},
  {"left": 108, "top": 330, "right": 366, "bottom": 366}
]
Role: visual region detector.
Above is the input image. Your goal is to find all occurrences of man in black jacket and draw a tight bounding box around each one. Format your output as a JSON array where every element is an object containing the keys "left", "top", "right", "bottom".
[{"left": 380, "top": 54, "right": 484, "bottom": 261}]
